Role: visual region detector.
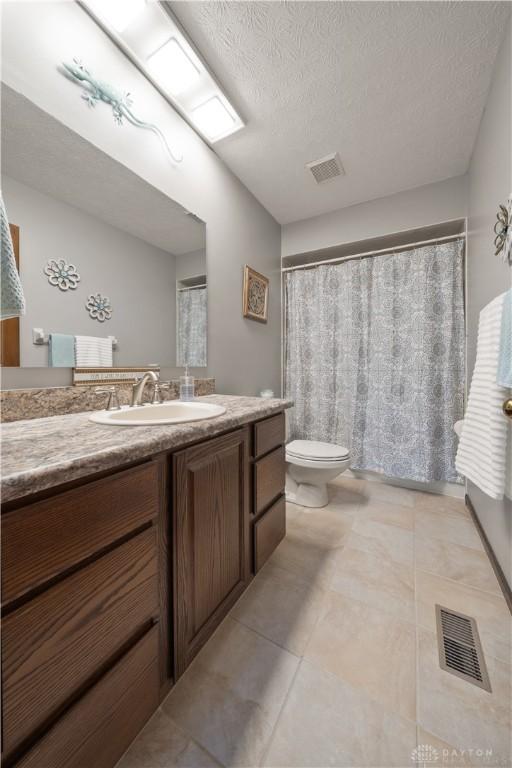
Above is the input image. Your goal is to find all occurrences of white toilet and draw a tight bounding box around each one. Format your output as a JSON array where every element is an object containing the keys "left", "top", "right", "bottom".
[{"left": 285, "top": 439, "right": 350, "bottom": 508}]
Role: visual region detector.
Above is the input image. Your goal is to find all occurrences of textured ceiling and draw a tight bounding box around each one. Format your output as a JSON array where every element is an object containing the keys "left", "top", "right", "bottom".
[
  {"left": 170, "top": 1, "right": 510, "bottom": 224},
  {"left": 1, "top": 86, "right": 205, "bottom": 255}
]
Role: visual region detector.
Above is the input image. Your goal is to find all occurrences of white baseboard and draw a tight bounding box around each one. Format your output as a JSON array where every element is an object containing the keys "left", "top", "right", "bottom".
[{"left": 346, "top": 469, "right": 465, "bottom": 499}]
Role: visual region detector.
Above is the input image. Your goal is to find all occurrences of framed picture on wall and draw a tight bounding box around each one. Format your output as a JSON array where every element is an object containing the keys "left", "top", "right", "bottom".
[{"left": 242, "top": 265, "right": 269, "bottom": 323}]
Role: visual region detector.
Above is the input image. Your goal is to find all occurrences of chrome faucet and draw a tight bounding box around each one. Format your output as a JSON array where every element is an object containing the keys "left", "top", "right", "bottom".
[
  {"left": 130, "top": 370, "right": 159, "bottom": 407},
  {"left": 95, "top": 386, "right": 121, "bottom": 411},
  {"left": 151, "top": 381, "right": 171, "bottom": 404}
]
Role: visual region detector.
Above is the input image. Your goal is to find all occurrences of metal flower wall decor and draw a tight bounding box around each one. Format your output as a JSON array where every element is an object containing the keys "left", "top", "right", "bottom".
[
  {"left": 86, "top": 293, "right": 112, "bottom": 322},
  {"left": 61, "top": 59, "right": 183, "bottom": 164},
  {"left": 44, "top": 258, "right": 81, "bottom": 291},
  {"left": 494, "top": 195, "right": 512, "bottom": 265}
]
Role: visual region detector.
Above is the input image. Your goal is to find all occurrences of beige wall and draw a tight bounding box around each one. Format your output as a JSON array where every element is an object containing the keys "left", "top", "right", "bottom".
[
  {"left": 466, "top": 18, "right": 511, "bottom": 587},
  {"left": 282, "top": 175, "right": 468, "bottom": 257},
  {"left": 176, "top": 250, "right": 206, "bottom": 284},
  {"left": 1, "top": 1, "right": 281, "bottom": 396}
]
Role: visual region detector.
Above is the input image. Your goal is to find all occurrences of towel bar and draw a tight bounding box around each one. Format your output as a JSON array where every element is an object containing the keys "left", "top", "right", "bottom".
[{"left": 32, "top": 328, "right": 118, "bottom": 348}]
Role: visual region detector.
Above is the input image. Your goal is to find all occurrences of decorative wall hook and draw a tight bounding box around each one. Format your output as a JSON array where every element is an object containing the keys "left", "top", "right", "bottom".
[
  {"left": 494, "top": 195, "right": 512, "bottom": 265},
  {"left": 61, "top": 59, "right": 183, "bottom": 164},
  {"left": 44, "top": 258, "right": 80, "bottom": 290}
]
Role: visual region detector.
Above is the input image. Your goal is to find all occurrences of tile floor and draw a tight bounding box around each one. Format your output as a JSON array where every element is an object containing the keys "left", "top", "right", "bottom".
[{"left": 118, "top": 477, "right": 511, "bottom": 768}]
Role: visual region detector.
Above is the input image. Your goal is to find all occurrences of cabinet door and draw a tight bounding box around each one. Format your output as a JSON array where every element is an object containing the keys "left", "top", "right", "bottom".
[{"left": 173, "top": 428, "right": 249, "bottom": 677}]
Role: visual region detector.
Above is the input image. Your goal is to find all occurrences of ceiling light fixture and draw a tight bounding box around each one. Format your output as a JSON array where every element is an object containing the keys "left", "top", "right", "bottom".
[
  {"left": 192, "top": 97, "right": 235, "bottom": 141},
  {"left": 79, "top": 0, "right": 244, "bottom": 144},
  {"left": 147, "top": 38, "right": 200, "bottom": 97},
  {"left": 84, "top": 0, "right": 146, "bottom": 33}
]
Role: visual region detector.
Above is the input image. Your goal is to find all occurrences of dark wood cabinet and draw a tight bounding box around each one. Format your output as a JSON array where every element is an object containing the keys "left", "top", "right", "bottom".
[
  {"left": 253, "top": 412, "right": 285, "bottom": 458},
  {"left": 3, "top": 528, "right": 158, "bottom": 753},
  {"left": 250, "top": 414, "right": 287, "bottom": 574},
  {"left": 16, "top": 626, "right": 159, "bottom": 768},
  {"left": 254, "top": 445, "right": 286, "bottom": 515},
  {"left": 1, "top": 411, "right": 286, "bottom": 767},
  {"left": 2, "top": 461, "right": 160, "bottom": 605},
  {"left": 173, "top": 428, "right": 250, "bottom": 677},
  {"left": 1, "top": 458, "right": 163, "bottom": 768},
  {"left": 254, "top": 495, "right": 286, "bottom": 572}
]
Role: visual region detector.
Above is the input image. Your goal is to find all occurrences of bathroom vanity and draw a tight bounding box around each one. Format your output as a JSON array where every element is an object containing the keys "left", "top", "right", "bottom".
[{"left": 0, "top": 396, "right": 290, "bottom": 768}]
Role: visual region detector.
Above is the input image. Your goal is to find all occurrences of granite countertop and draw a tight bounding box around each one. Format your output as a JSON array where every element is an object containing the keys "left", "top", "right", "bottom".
[{"left": 1, "top": 395, "right": 292, "bottom": 503}]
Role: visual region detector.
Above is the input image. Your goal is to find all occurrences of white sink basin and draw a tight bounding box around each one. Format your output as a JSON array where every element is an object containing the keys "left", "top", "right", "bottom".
[{"left": 90, "top": 401, "right": 226, "bottom": 426}]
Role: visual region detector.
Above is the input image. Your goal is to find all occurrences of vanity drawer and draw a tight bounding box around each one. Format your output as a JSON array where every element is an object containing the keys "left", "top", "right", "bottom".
[
  {"left": 16, "top": 626, "right": 159, "bottom": 768},
  {"left": 254, "top": 495, "right": 286, "bottom": 572},
  {"left": 2, "top": 460, "right": 160, "bottom": 605},
  {"left": 254, "top": 445, "right": 286, "bottom": 515},
  {"left": 253, "top": 412, "right": 285, "bottom": 458},
  {"left": 2, "top": 527, "right": 158, "bottom": 754}
]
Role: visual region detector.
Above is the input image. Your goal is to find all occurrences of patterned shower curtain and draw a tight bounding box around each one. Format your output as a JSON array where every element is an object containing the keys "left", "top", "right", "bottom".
[
  {"left": 177, "top": 287, "right": 207, "bottom": 367},
  {"left": 284, "top": 241, "right": 465, "bottom": 483}
]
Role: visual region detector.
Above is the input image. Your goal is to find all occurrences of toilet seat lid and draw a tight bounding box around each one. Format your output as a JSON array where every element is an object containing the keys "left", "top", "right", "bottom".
[{"left": 286, "top": 440, "right": 349, "bottom": 461}]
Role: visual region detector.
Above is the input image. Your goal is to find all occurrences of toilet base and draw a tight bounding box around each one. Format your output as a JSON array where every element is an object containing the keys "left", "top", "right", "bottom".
[{"left": 285, "top": 474, "right": 329, "bottom": 508}]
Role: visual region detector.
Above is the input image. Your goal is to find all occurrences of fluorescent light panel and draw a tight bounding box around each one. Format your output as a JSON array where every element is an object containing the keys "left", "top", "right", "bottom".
[
  {"left": 79, "top": 0, "right": 244, "bottom": 143},
  {"left": 85, "top": 0, "right": 146, "bottom": 33},
  {"left": 147, "top": 38, "right": 200, "bottom": 96},
  {"left": 192, "top": 97, "right": 235, "bottom": 141}
]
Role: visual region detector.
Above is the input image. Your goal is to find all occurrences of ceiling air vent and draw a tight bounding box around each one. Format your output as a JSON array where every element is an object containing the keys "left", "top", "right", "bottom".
[
  {"left": 306, "top": 152, "right": 345, "bottom": 184},
  {"left": 436, "top": 605, "right": 491, "bottom": 692}
]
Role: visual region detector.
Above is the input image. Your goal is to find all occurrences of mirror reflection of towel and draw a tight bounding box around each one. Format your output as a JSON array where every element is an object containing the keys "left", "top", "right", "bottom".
[
  {"left": 75, "top": 335, "right": 113, "bottom": 367},
  {"left": 48, "top": 333, "right": 75, "bottom": 367}
]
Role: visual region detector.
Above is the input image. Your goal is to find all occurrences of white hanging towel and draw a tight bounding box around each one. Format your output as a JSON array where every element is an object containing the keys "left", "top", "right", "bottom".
[
  {"left": 75, "top": 335, "right": 113, "bottom": 368},
  {"left": 456, "top": 292, "right": 509, "bottom": 500}
]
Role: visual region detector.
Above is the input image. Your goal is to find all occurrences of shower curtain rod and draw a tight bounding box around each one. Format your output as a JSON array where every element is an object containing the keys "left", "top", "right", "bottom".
[
  {"left": 281, "top": 233, "right": 465, "bottom": 273},
  {"left": 177, "top": 283, "right": 207, "bottom": 291}
]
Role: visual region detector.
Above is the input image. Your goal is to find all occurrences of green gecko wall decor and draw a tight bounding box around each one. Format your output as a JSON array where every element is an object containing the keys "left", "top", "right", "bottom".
[{"left": 61, "top": 59, "right": 183, "bottom": 164}]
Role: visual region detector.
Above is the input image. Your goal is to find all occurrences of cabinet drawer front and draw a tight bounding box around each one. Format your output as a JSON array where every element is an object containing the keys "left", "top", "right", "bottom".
[
  {"left": 253, "top": 413, "right": 285, "bottom": 458},
  {"left": 3, "top": 528, "right": 158, "bottom": 753},
  {"left": 254, "top": 445, "right": 285, "bottom": 515},
  {"left": 254, "top": 495, "right": 286, "bottom": 572},
  {"left": 17, "top": 626, "right": 159, "bottom": 768},
  {"left": 2, "top": 461, "right": 160, "bottom": 606}
]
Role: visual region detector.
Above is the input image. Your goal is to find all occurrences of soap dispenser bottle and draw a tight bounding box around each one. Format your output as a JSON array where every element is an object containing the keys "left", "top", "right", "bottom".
[{"left": 180, "top": 366, "right": 195, "bottom": 401}]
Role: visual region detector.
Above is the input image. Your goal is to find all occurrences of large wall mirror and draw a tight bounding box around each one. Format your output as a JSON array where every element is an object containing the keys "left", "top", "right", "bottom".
[{"left": 0, "top": 86, "right": 207, "bottom": 371}]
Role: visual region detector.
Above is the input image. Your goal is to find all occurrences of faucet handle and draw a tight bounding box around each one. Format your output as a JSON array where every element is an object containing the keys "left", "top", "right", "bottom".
[
  {"left": 95, "top": 387, "right": 121, "bottom": 411},
  {"left": 151, "top": 381, "right": 171, "bottom": 404}
]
